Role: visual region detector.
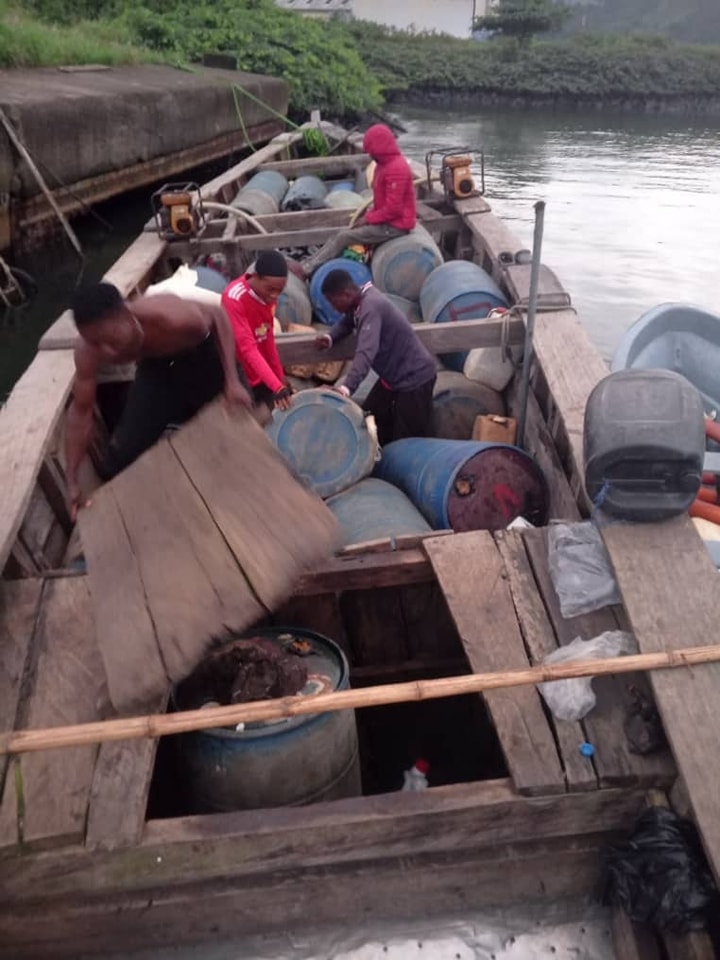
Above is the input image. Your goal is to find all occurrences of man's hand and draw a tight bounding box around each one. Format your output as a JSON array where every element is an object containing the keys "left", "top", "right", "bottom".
[
  {"left": 224, "top": 379, "right": 253, "bottom": 410},
  {"left": 331, "top": 384, "right": 351, "bottom": 398},
  {"left": 273, "top": 386, "right": 293, "bottom": 411},
  {"left": 315, "top": 333, "right": 332, "bottom": 351}
]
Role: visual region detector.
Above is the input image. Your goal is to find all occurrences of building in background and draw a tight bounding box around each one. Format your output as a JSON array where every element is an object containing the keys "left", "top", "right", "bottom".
[{"left": 274, "top": 0, "right": 486, "bottom": 37}]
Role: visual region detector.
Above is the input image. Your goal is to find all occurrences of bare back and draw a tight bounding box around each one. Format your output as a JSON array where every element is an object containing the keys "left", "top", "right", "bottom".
[{"left": 130, "top": 293, "right": 215, "bottom": 358}]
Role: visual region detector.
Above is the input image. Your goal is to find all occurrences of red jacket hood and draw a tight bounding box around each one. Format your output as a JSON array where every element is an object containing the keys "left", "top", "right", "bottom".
[{"left": 363, "top": 124, "right": 401, "bottom": 164}]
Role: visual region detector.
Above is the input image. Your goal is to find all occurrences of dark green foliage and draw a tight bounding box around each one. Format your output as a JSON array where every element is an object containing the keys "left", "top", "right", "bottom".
[{"left": 474, "top": 0, "right": 570, "bottom": 44}]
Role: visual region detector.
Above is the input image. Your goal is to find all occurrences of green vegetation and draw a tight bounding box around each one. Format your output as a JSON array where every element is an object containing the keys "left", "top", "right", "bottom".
[
  {"left": 3, "top": 0, "right": 720, "bottom": 114},
  {"left": 474, "top": 0, "right": 570, "bottom": 45}
]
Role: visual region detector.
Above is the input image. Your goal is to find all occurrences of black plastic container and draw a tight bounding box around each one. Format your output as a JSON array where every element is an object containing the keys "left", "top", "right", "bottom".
[{"left": 584, "top": 369, "right": 705, "bottom": 521}]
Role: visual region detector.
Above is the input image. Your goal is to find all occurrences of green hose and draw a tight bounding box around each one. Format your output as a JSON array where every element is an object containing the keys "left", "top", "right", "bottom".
[{"left": 230, "top": 83, "right": 328, "bottom": 156}]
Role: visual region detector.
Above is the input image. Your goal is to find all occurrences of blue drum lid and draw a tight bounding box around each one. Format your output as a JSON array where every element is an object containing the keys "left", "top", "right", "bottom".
[{"left": 266, "top": 389, "right": 376, "bottom": 499}]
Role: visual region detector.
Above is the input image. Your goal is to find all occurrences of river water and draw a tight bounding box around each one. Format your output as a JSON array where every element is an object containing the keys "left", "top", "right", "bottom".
[{"left": 3, "top": 104, "right": 720, "bottom": 397}]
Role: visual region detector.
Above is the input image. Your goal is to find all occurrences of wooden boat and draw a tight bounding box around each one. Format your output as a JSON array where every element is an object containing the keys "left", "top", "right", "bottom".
[
  {"left": 0, "top": 120, "right": 718, "bottom": 960},
  {"left": 611, "top": 301, "right": 720, "bottom": 413}
]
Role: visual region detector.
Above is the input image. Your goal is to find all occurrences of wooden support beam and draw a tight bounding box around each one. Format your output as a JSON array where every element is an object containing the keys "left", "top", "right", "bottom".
[
  {"left": 259, "top": 152, "right": 370, "bottom": 178},
  {"left": 276, "top": 317, "right": 525, "bottom": 366},
  {"left": 295, "top": 546, "right": 433, "bottom": 594}
]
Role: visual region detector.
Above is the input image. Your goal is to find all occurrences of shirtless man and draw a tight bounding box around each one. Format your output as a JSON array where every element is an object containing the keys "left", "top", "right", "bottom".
[{"left": 65, "top": 282, "right": 251, "bottom": 519}]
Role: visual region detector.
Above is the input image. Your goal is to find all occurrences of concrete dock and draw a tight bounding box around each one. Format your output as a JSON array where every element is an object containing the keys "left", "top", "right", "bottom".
[{"left": 0, "top": 64, "right": 289, "bottom": 252}]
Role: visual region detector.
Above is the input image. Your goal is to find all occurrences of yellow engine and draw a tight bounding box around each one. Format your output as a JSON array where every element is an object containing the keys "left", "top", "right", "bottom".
[
  {"left": 151, "top": 182, "right": 206, "bottom": 240},
  {"left": 441, "top": 155, "right": 476, "bottom": 199}
]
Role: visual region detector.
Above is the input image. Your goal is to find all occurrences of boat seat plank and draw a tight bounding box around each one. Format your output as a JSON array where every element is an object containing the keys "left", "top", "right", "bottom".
[
  {"left": 79, "top": 402, "right": 338, "bottom": 713},
  {"left": 0, "top": 577, "right": 106, "bottom": 851},
  {"left": 523, "top": 527, "right": 676, "bottom": 790},
  {"left": 601, "top": 515, "right": 720, "bottom": 884},
  {"left": 503, "top": 263, "right": 571, "bottom": 309},
  {"left": 425, "top": 531, "right": 566, "bottom": 796},
  {"left": 0, "top": 580, "right": 44, "bottom": 791},
  {"left": 495, "top": 531, "right": 598, "bottom": 792}
]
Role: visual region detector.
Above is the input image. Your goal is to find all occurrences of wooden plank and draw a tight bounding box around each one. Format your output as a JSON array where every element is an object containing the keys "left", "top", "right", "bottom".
[
  {"left": 105, "top": 440, "right": 265, "bottom": 685},
  {"left": 0, "top": 580, "right": 44, "bottom": 791},
  {"left": 255, "top": 207, "right": 355, "bottom": 231},
  {"left": 504, "top": 263, "right": 571, "bottom": 308},
  {"left": 601, "top": 515, "right": 720, "bottom": 884},
  {"left": 611, "top": 909, "right": 661, "bottom": 960},
  {"left": 259, "top": 152, "right": 370, "bottom": 178},
  {"left": 0, "top": 779, "right": 646, "bottom": 901},
  {"left": 495, "top": 531, "right": 597, "bottom": 792},
  {"left": 78, "top": 486, "right": 169, "bottom": 714},
  {"left": 169, "top": 402, "right": 339, "bottom": 612},
  {"left": 399, "top": 580, "right": 461, "bottom": 661},
  {"left": 276, "top": 317, "right": 525, "bottom": 366},
  {"left": 341, "top": 587, "right": 408, "bottom": 666},
  {"left": 338, "top": 529, "right": 454, "bottom": 557},
  {"left": 294, "top": 547, "right": 433, "bottom": 594},
  {"left": 0, "top": 350, "right": 76, "bottom": 574},
  {"left": 85, "top": 692, "right": 168, "bottom": 850},
  {"left": 452, "top": 194, "right": 491, "bottom": 216},
  {"left": 523, "top": 527, "right": 676, "bottom": 791},
  {"left": 425, "top": 532, "right": 565, "bottom": 796},
  {"left": 0, "top": 836, "right": 627, "bottom": 960},
  {"left": 0, "top": 577, "right": 106, "bottom": 851}
]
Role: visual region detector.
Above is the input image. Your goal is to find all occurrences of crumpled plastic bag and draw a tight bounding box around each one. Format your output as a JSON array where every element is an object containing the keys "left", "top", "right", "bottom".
[
  {"left": 605, "top": 807, "right": 718, "bottom": 933},
  {"left": 548, "top": 522, "right": 621, "bottom": 618},
  {"left": 537, "top": 631, "right": 638, "bottom": 721}
]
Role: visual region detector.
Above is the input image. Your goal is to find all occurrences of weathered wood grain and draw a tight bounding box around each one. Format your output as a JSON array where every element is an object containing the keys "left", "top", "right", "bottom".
[{"left": 425, "top": 532, "right": 566, "bottom": 796}]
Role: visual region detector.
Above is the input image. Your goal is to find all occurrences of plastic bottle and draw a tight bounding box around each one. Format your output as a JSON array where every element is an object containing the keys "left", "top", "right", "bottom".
[{"left": 402, "top": 758, "right": 430, "bottom": 791}]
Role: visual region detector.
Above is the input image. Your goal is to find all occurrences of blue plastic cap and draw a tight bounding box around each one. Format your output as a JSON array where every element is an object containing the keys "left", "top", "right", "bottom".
[{"left": 580, "top": 742, "right": 595, "bottom": 758}]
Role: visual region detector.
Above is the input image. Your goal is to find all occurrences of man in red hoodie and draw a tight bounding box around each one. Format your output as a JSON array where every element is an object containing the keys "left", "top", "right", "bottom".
[
  {"left": 301, "top": 124, "right": 416, "bottom": 278},
  {"left": 222, "top": 250, "right": 293, "bottom": 415}
]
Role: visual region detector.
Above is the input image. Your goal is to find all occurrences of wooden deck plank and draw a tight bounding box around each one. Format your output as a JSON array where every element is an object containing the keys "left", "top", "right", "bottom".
[
  {"left": 108, "top": 440, "right": 265, "bottom": 685},
  {"left": 0, "top": 779, "right": 646, "bottom": 901},
  {"left": 601, "top": 515, "right": 720, "bottom": 884},
  {"left": 85, "top": 692, "right": 168, "bottom": 850},
  {"left": 0, "top": 577, "right": 106, "bottom": 851},
  {"left": 425, "top": 532, "right": 566, "bottom": 796},
  {"left": 0, "top": 580, "right": 44, "bottom": 791},
  {"left": 78, "top": 487, "right": 169, "bottom": 714},
  {"left": 295, "top": 547, "right": 433, "bottom": 594},
  {"left": 495, "top": 531, "right": 597, "bottom": 792},
  {"left": 523, "top": 527, "right": 676, "bottom": 790},
  {"left": 168, "top": 402, "right": 339, "bottom": 612},
  {"left": 0, "top": 350, "right": 76, "bottom": 573}
]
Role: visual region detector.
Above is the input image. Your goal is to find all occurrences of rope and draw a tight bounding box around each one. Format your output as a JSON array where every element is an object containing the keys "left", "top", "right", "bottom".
[{"left": 231, "top": 86, "right": 256, "bottom": 153}]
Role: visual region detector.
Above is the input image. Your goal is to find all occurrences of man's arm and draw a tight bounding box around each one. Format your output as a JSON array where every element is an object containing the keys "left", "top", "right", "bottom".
[
  {"left": 65, "top": 347, "right": 99, "bottom": 520},
  {"left": 222, "top": 294, "right": 285, "bottom": 394},
  {"left": 207, "top": 305, "right": 252, "bottom": 407},
  {"left": 365, "top": 169, "right": 409, "bottom": 224},
  {"left": 329, "top": 313, "right": 355, "bottom": 343},
  {"left": 342, "top": 310, "right": 381, "bottom": 395}
]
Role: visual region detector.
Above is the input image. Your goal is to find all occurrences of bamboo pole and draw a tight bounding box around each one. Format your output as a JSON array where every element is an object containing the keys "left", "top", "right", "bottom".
[{"left": 2, "top": 644, "right": 720, "bottom": 756}]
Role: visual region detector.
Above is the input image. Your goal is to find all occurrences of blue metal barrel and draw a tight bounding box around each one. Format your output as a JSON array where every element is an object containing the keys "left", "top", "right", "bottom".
[
  {"left": 371, "top": 225, "right": 443, "bottom": 302},
  {"left": 276, "top": 271, "right": 312, "bottom": 328},
  {"left": 282, "top": 175, "right": 328, "bottom": 212},
  {"left": 386, "top": 293, "right": 423, "bottom": 324},
  {"left": 174, "top": 628, "right": 360, "bottom": 813},
  {"left": 267, "top": 387, "right": 378, "bottom": 498},
  {"left": 420, "top": 262, "right": 508, "bottom": 371},
  {"left": 310, "top": 258, "right": 372, "bottom": 325},
  {"left": 432, "top": 370, "right": 505, "bottom": 440},
  {"left": 326, "top": 478, "right": 431, "bottom": 547},
  {"left": 328, "top": 180, "right": 356, "bottom": 192},
  {"left": 232, "top": 170, "right": 289, "bottom": 216},
  {"left": 375, "top": 438, "right": 549, "bottom": 531}
]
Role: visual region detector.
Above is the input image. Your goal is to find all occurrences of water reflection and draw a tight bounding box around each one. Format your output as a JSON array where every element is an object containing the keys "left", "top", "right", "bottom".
[{"left": 397, "top": 105, "right": 720, "bottom": 359}]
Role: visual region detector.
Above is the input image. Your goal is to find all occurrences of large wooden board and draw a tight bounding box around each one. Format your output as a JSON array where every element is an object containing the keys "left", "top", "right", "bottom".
[
  {"left": 425, "top": 532, "right": 566, "bottom": 795},
  {"left": 602, "top": 515, "right": 720, "bottom": 883},
  {"left": 495, "top": 531, "right": 597, "bottom": 792},
  {"left": 79, "top": 402, "right": 339, "bottom": 712},
  {"left": 0, "top": 580, "right": 43, "bottom": 791},
  {"left": 523, "top": 527, "right": 676, "bottom": 790},
  {"left": 0, "top": 577, "right": 106, "bottom": 851},
  {"left": 0, "top": 350, "right": 76, "bottom": 573}
]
